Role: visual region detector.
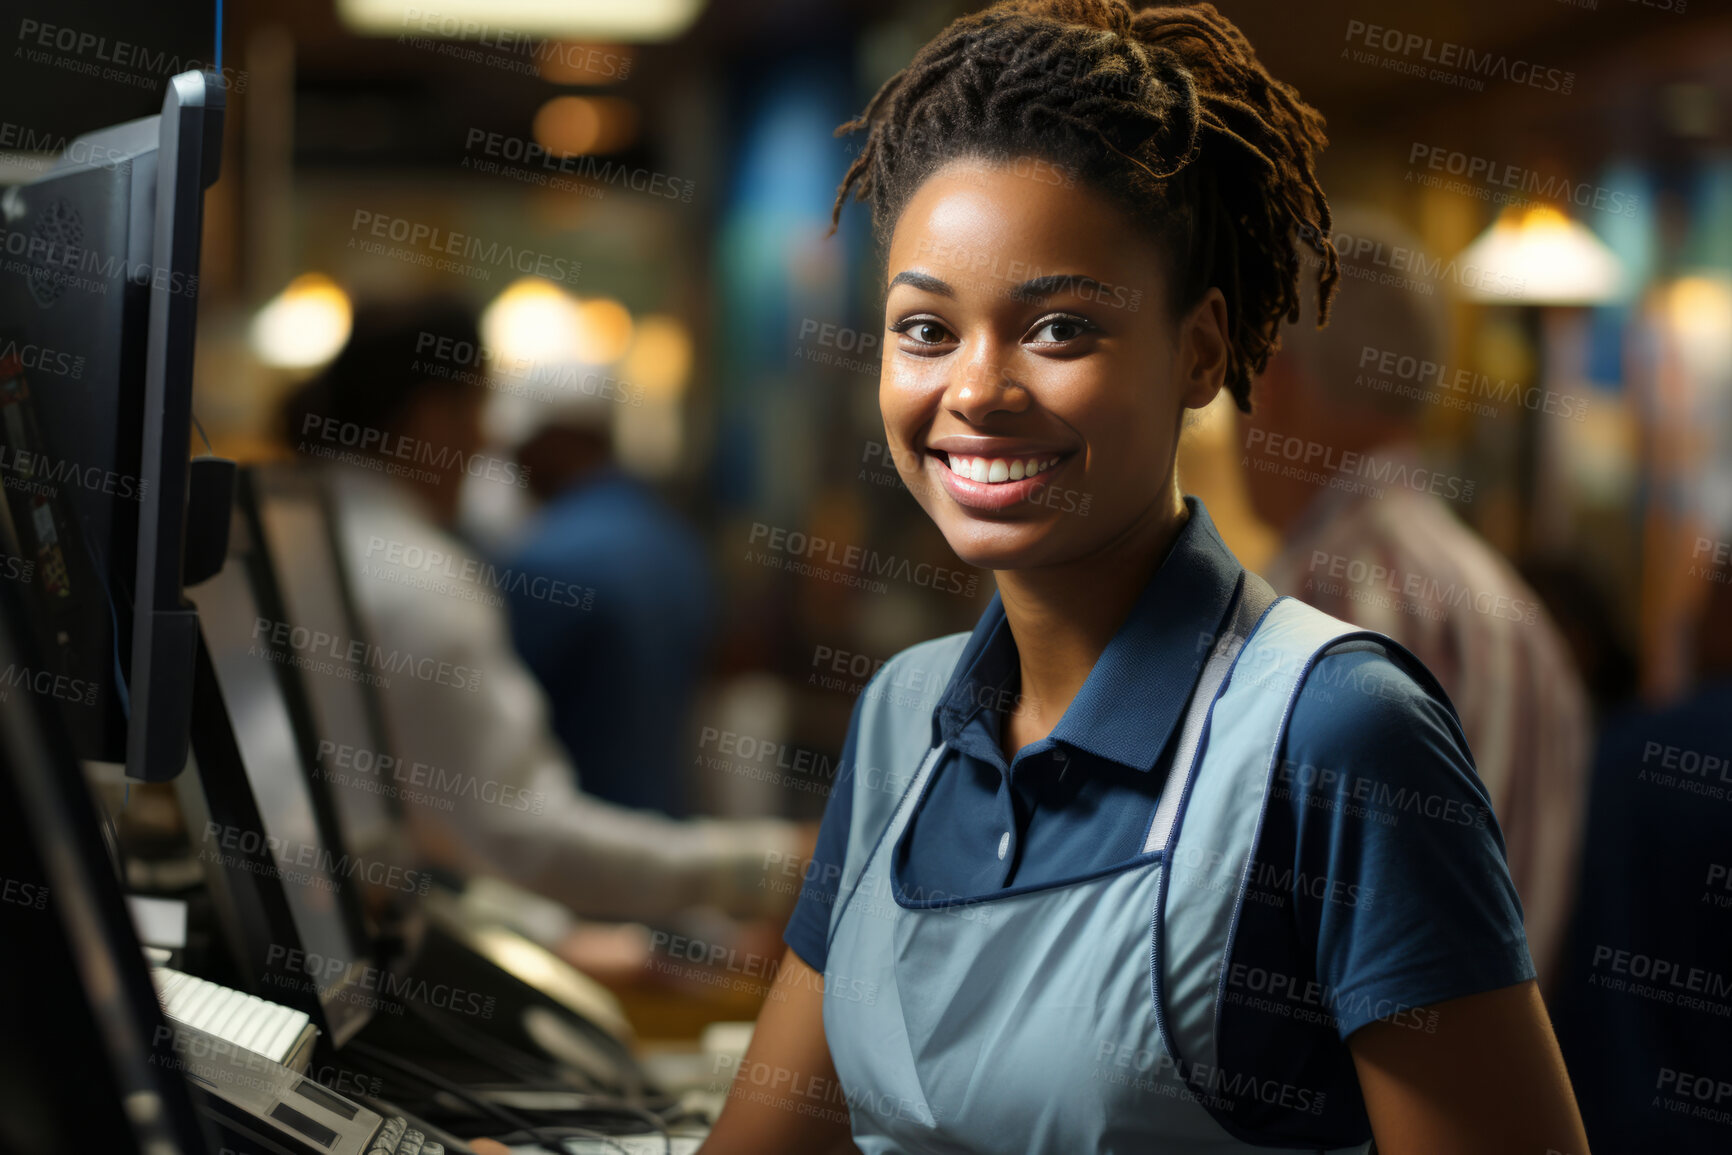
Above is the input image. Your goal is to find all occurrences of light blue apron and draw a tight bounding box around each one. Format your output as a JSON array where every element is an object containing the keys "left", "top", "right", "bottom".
[{"left": 823, "top": 575, "right": 1383, "bottom": 1154}]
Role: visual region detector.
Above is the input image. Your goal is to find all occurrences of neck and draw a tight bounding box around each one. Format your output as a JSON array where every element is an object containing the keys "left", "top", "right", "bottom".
[{"left": 994, "top": 484, "right": 1189, "bottom": 744}]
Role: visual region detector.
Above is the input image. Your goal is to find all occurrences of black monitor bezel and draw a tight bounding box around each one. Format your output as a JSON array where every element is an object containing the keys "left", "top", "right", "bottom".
[
  {"left": 0, "top": 576, "right": 213, "bottom": 1153},
  {"left": 183, "top": 499, "right": 378, "bottom": 1048}
]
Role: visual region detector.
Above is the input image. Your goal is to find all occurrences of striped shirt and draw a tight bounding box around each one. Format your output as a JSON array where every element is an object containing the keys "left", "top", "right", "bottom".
[{"left": 1263, "top": 458, "right": 1590, "bottom": 984}]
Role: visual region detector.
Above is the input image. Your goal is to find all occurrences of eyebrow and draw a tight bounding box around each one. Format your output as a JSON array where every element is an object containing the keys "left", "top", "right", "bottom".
[
  {"left": 886, "top": 269, "right": 1112, "bottom": 303},
  {"left": 1007, "top": 273, "right": 1109, "bottom": 302},
  {"left": 887, "top": 270, "right": 954, "bottom": 296}
]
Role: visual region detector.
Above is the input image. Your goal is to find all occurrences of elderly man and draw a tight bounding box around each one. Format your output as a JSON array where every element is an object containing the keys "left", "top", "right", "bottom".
[{"left": 1243, "top": 208, "right": 1591, "bottom": 986}]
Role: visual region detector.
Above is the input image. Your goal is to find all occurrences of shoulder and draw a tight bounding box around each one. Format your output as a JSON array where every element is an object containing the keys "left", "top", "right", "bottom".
[
  {"left": 1279, "top": 632, "right": 1490, "bottom": 815},
  {"left": 1295, "top": 642, "right": 1467, "bottom": 750}
]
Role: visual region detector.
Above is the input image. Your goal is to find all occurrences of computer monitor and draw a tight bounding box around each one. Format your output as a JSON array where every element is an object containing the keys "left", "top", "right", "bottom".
[
  {"left": 243, "top": 464, "right": 399, "bottom": 863},
  {"left": 0, "top": 70, "right": 226, "bottom": 783},
  {"left": 0, "top": 576, "right": 212, "bottom": 1154},
  {"left": 182, "top": 502, "right": 380, "bottom": 1048}
]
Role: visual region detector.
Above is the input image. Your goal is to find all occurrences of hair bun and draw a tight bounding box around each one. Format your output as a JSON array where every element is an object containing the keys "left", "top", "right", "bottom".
[{"left": 1119, "top": 41, "right": 1201, "bottom": 179}]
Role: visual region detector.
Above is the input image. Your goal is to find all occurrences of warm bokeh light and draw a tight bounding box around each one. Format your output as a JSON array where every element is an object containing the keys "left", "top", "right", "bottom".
[
  {"left": 248, "top": 273, "right": 353, "bottom": 370},
  {"left": 532, "top": 96, "right": 640, "bottom": 157},
  {"left": 337, "top": 0, "right": 706, "bottom": 42},
  {"left": 536, "top": 42, "right": 634, "bottom": 85},
  {"left": 1666, "top": 274, "right": 1732, "bottom": 374},
  {"left": 619, "top": 314, "right": 693, "bottom": 401},
  {"left": 1456, "top": 204, "right": 1625, "bottom": 306},
  {"left": 573, "top": 297, "right": 635, "bottom": 364},
  {"left": 481, "top": 277, "right": 583, "bottom": 366}
]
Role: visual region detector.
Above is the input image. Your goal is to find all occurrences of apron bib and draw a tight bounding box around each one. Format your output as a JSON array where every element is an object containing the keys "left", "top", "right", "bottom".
[{"left": 823, "top": 576, "right": 1380, "bottom": 1154}]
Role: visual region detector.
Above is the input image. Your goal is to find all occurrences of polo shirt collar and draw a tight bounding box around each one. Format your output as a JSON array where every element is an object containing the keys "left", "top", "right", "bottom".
[{"left": 932, "top": 496, "right": 1244, "bottom": 772}]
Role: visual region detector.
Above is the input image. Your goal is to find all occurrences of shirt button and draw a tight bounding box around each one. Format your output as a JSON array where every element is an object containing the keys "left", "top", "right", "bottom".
[{"left": 997, "top": 832, "right": 1010, "bottom": 860}]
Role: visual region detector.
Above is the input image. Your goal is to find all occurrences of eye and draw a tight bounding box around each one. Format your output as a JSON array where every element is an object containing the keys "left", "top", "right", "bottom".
[
  {"left": 888, "top": 316, "right": 955, "bottom": 350},
  {"left": 1027, "top": 314, "right": 1094, "bottom": 344}
]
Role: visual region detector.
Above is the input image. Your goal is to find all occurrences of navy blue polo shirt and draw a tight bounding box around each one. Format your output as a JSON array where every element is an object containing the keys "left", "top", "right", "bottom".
[{"left": 785, "top": 498, "right": 1536, "bottom": 1144}]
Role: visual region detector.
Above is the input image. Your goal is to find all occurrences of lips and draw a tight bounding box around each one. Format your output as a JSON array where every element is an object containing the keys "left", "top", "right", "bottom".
[{"left": 925, "top": 446, "right": 1073, "bottom": 512}]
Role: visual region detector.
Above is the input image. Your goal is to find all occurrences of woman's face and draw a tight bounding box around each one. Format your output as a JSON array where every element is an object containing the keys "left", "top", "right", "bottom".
[{"left": 881, "top": 158, "right": 1225, "bottom": 573}]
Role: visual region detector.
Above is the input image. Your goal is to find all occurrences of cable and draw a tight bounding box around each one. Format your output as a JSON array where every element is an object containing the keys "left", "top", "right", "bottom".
[
  {"left": 398, "top": 998, "right": 678, "bottom": 1143},
  {"left": 344, "top": 1038, "right": 669, "bottom": 1155},
  {"left": 345, "top": 1038, "right": 581, "bottom": 1155},
  {"left": 403, "top": 994, "right": 674, "bottom": 1111},
  {"left": 472, "top": 1126, "right": 706, "bottom": 1149},
  {"left": 213, "top": 0, "right": 223, "bottom": 74},
  {"left": 403, "top": 997, "right": 557, "bottom": 1086},
  {"left": 191, "top": 413, "right": 215, "bottom": 456}
]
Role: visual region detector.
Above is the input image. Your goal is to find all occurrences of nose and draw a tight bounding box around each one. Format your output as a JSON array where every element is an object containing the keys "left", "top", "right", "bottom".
[{"left": 941, "top": 340, "right": 1027, "bottom": 424}]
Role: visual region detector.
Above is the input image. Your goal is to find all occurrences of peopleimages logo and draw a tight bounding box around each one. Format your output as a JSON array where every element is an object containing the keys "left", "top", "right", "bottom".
[
  {"left": 348, "top": 210, "right": 581, "bottom": 285},
  {"left": 199, "top": 821, "right": 433, "bottom": 897},
  {"left": 1303, "top": 549, "right": 1544, "bottom": 627},
  {"left": 413, "top": 330, "right": 645, "bottom": 407},
  {"left": 0, "top": 117, "right": 151, "bottom": 180},
  {"left": 316, "top": 738, "right": 547, "bottom": 815},
  {"left": 1093, "top": 1040, "right": 1328, "bottom": 1116},
  {"left": 1341, "top": 20, "right": 1574, "bottom": 95},
  {"left": 299, "top": 412, "right": 530, "bottom": 489},
  {"left": 745, "top": 523, "right": 980, "bottom": 598},
  {"left": 398, "top": 9, "right": 632, "bottom": 80},
  {"left": 0, "top": 662, "right": 99, "bottom": 707},
  {"left": 0, "top": 338, "right": 84, "bottom": 380},
  {"left": 0, "top": 225, "right": 201, "bottom": 299},
  {"left": 14, "top": 18, "right": 249, "bottom": 93},
  {"left": 249, "top": 615, "right": 483, "bottom": 693},
  {"left": 363, "top": 536, "right": 595, "bottom": 610},
  {"left": 1, "top": 874, "right": 48, "bottom": 910},
  {"left": 462, "top": 129, "right": 695, "bottom": 203},
  {"left": 264, "top": 944, "right": 496, "bottom": 1020},
  {"left": 1296, "top": 221, "right": 1523, "bottom": 299},
  {"left": 1242, "top": 429, "right": 1476, "bottom": 504},
  {"left": 1406, "top": 142, "right": 1640, "bottom": 220},
  {"left": 1356, "top": 345, "right": 1588, "bottom": 423}
]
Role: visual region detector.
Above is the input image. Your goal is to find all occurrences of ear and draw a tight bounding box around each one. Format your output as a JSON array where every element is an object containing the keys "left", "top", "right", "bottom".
[{"left": 1176, "top": 286, "right": 1229, "bottom": 412}]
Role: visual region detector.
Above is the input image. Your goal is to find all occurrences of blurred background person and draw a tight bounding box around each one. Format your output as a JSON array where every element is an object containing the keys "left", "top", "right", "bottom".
[
  {"left": 1551, "top": 551, "right": 1732, "bottom": 1151},
  {"left": 503, "top": 382, "right": 715, "bottom": 818},
  {"left": 1244, "top": 207, "right": 1592, "bottom": 987},
  {"left": 280, "top": 296, "right": 806, "bottom": 928}
]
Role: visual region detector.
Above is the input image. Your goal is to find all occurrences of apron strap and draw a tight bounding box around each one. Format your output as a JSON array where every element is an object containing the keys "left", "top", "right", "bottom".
[{"left": 1143, "top": 570, "right": 1279, "bottom": 854}]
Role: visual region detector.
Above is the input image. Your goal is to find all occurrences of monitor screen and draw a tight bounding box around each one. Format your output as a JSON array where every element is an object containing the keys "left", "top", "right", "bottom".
[
  {"left": 249, "top": 468, "right": 397, "bottom": 862},
  {"left": 189, "top": 537, "right": 376, "bottom": 1045}
]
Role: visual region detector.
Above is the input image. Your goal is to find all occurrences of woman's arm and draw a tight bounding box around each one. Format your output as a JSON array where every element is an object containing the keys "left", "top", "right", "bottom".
[
  {"left": 701, "top": 948, "right": 861, "bottom": 1155},
  {"left": 1350, "top": 980, "right": 1589, "bottom": 1155}
]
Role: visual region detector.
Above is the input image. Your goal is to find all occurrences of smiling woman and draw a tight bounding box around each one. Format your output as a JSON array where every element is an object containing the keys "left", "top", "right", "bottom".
[{"left": 700, "top": 3, "right": 1592, "bottom": 1154}]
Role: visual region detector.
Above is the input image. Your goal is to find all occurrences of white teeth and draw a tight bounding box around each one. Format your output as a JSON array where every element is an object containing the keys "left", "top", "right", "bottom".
[{"left": 943, "top": 453, "right": 1061, "bottom": 484}]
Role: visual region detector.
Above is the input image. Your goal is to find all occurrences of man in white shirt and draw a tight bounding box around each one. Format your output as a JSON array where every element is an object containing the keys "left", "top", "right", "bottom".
[{"left": 280, "top": 297, "right": 806, "bottom": 923}]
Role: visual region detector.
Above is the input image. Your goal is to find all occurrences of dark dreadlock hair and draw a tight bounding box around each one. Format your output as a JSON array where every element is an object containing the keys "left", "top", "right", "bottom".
[{"left": 830, "top": 0, "right": 1338, "bottom": 412}]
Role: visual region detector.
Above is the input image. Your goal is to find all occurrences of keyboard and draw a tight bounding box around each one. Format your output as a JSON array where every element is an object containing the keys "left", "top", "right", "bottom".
[
  {"left": 367, "top": 1113, "right": 445, "bottom": 1155},
  {"left": 152, "top": 964, "right": 317, "bottom": 1069}
]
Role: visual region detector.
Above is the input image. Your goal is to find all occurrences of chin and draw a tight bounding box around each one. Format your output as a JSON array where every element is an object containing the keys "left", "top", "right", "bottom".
[{"left": 933, "top": 515, "right": 1069, "bottom": 574}]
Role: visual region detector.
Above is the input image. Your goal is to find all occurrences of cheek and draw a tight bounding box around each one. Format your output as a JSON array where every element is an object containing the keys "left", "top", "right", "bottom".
[{"left": 878, "top": 365, "right": 929, "bottom": 454}]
